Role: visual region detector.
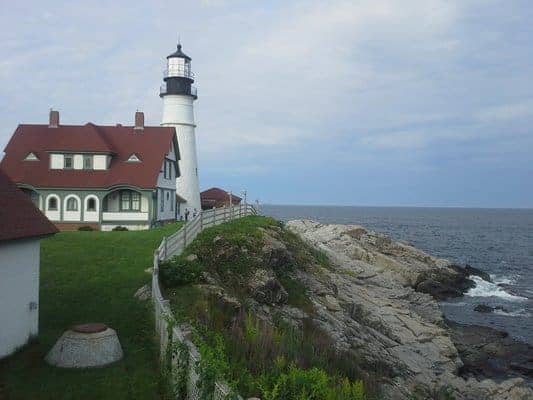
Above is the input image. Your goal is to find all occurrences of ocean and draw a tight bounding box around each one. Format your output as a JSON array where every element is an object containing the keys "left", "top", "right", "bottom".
[{"left": 261, "top": 205, "right": 533, "bottom": 345}]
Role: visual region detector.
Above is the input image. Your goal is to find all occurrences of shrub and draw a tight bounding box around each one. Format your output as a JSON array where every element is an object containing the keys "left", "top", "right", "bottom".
[
  {"left": 112, "top": 226, "right": 128, "bottom": 231},
  {"left": 258, "top": 363, "right": 365, "bottom": 400},
  {"left": 160, "top": 256, "right": 203, "bottom": 287},
  {"left": 77, "top": 225, "right": 94, "bottom": 231}
]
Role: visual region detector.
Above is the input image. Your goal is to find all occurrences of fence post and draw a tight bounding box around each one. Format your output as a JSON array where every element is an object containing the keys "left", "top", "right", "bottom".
[{"left": 200, "top": 211, "right": 203, "bottom": 231}]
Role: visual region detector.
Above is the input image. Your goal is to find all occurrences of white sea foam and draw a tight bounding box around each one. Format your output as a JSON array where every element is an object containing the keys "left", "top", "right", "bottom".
[
  {"left": 491, "top": 274, "right": 518, "bottom": 286},
  {"left": 465, "top": 276, "right": 528, "bottom": 301},
  {"left": 493, "top": 308, "right": 531, "bottom": 318}
]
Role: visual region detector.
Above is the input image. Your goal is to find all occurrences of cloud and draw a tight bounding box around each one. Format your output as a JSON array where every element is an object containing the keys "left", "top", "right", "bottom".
[
  {"left": 475, "top": 100, "right": 533, "bottom": 122},
  {"left": 0, "top": 0, "right": 532, "bottom": 206}
]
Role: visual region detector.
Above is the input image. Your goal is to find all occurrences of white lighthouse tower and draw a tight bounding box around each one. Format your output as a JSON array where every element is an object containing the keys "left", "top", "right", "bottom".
[{"left": 160, "top": 43, "right": 201, "bottom": 217}]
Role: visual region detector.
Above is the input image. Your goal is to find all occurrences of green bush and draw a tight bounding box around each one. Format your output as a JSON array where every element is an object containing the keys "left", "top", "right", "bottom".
[
  {"left": 112, "top": 226, "right": 129, "bottom": 231},
  {"left": 258, "top": 361, "right": 365, "bottom": 400},
  {"left": 77, "top": 226, "right": 94, "bottom": 231},
  {"left": 159, "top": 256, "right": 203, "bottom": 287}
]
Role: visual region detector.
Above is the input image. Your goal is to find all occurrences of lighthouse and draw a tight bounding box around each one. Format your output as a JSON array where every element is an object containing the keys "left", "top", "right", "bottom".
[{"left": 160, "top": 43, "right": 201, "bottom": 217}]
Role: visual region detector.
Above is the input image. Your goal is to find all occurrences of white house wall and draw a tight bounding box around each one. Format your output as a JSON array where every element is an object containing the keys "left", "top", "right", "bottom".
[
  {"left": 101, "top": 224, "right": 149, "bottom": 232},
  {"left": 102, "top": 212, "right": 149, "bottom": 221},
  {"left": 0, "top": 239, "right": 40, "bottom": 359},
  {"left": 157, "top": 188, "right": 176, "bottom": 221}
]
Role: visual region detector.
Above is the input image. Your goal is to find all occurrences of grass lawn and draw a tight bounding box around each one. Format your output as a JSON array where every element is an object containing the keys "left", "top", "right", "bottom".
[{"left": 0, "top": 223, "right": 183, "bottom": 400}]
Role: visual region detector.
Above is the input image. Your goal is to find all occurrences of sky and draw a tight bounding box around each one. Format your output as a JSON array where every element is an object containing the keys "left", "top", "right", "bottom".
[{"left": 1, "top": 0, "right": 532, "bottom": 208}]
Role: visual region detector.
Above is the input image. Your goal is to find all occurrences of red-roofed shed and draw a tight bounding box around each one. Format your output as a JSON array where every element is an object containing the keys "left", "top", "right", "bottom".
[
  {"left": 0, "top": 169, "right": 57, "bottom": 359},
  {"left": 200, "top": 187, "right": 242, "bottom": 210}
]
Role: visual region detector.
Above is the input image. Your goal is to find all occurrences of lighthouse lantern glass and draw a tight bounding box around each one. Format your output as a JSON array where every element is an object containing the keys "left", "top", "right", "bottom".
[{"left": 167, "top": 57, "right": 191, "bottom": 79}]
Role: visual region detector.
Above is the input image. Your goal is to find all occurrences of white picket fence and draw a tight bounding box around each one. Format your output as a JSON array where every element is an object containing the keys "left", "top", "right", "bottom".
[{"left": 152, "top": 204, "right": 257, "bottom": 399}]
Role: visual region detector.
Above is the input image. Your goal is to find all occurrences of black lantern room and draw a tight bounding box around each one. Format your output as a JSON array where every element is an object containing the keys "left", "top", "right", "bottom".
[{"left": 160, "top": 44, "right": 197, "bottom": 99}]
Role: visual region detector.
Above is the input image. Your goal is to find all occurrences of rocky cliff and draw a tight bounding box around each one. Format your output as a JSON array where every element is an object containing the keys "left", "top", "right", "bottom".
[
  {"left": 163, "top": 217, "right": 533, "bottom": 399},
  {"left": 284, "top": 220, "right": 532, "bottom": 400}
]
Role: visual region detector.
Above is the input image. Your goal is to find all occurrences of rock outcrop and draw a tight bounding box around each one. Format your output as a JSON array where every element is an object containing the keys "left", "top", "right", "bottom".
[{"left": 284, "top": 219, "right": 533, "bottom": 400}]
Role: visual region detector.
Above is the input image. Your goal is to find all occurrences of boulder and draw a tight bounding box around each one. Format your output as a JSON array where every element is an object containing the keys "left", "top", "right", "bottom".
[
  {"left": 261, "top": 233, "right": 291, "bottom": 269},
  {"left": 185, "top": 254, "right": 198, "bottom": 262},
  {"left": 474, "top": 304, "right": 494, "bottom": 313},
  {"left": 247, "top": 269, "right": 288, "bottom": 304},
  {"left": 134, "top": 284, "right": 151, "bottom": 300}
]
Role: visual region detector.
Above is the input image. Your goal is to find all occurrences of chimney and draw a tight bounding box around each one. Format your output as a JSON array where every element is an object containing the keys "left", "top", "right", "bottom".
[
  {"left": 134, "top": 111, "right": 144, "bottom": 131},
  {"left": 49, "top": 109, "right": 59, "bottom": 128}
]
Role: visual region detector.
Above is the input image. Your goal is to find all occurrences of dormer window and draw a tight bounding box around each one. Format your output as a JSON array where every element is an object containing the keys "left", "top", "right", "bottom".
[
  {"left": 64, "top": 154, "right": 73, "bottom": 169},
  {"left": 83, "top": 155, "right": 93, "bottom": 170},
  {"left": 24, "top": 152, "right": 39, "bottom": 161},
  {"left": 126, "top": 154, "right": 141, "bottom": 163}
]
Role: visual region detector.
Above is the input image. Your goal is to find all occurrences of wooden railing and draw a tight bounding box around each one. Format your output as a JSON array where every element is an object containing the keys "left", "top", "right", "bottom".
[{"left": 152, "top": 204, "right": 256, "bottom": 399}]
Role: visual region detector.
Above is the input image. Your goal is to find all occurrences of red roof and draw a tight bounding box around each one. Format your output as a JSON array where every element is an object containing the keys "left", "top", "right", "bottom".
[
  {"left": 0, "top": 124, "right": 176, "bottom": 189},
  {"left": 0, "top": 169, "right": 58, "bottom": 242},
  {"left": 200, "top": 188, "right": 241, "bottom": 201},
  {"left": 201, "top": 187, "right": 242, "bottom": 201}
]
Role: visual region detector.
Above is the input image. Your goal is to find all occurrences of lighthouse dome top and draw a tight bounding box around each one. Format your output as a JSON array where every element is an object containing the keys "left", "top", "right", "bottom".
[{"left": 167, "top": 44, "right": 191, "bottom": 60}]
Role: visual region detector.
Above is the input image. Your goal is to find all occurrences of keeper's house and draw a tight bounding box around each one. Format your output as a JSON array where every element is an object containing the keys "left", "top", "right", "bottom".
[{"left": 0, "top": 110, "right": 180, "bottom": 231}]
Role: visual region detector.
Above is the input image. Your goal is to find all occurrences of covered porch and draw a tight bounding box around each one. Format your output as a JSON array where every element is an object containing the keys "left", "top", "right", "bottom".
[{"left": 101, "top": 187, "right": 151, "bottom": 229}]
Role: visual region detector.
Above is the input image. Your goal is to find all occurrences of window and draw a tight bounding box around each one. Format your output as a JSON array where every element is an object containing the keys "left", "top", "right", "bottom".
[
  {"left": 83, "top": 155, "right": 93, "bottom": 170},
  {"left": 126, "top": 154, "right": 141, "bottom": 162},
  {"left": 170, "top": 193, "right": 174, "bottom": 211},
  {"left": 120, "top": 190, "right": 140, "bottom": 211},
  {"left": 66, "top": 197, "right": 79, "bottom": 211},
  {"left": 160, "top": 190, "right": 164, "bottom": 212},
  {"left": 64, "top": 155, "right": 73, "bottom": 169},
  {"left": 131, "top": 192, "right": 140, "bottom": 210},
  {"left": 163, "top": 161, "right": 167, "bottom": 179},
  {"left": 87, "top": 198, "right": 96, "bottom": 212},
  {"left": 120, "top": 191, "right": 131, "bottom": 210},
  {"left": 168, "top": 161, "right": 173, "bottom": 179},
  {"left": 48, "top": 197, "right": 58, "bottom": 210},
  {"left": 24, "top": 152, "right": 39, "bottom": 161}
]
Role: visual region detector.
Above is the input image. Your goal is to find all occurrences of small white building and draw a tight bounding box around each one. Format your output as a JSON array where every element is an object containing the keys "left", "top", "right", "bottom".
[{"left": 0, "top": 169, "right": 57, "bottom": 359}]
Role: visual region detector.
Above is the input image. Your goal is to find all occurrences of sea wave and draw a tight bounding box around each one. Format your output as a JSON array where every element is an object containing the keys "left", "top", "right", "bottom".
[
  {"left": 492, "top": 277, "right": 514, "bottom": 285},
  {"left": 493, "top": 308, "right": 532, "bottom": 318},
  {"left": 465, "top": 276, "right": 528, "bottom": 301}
]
